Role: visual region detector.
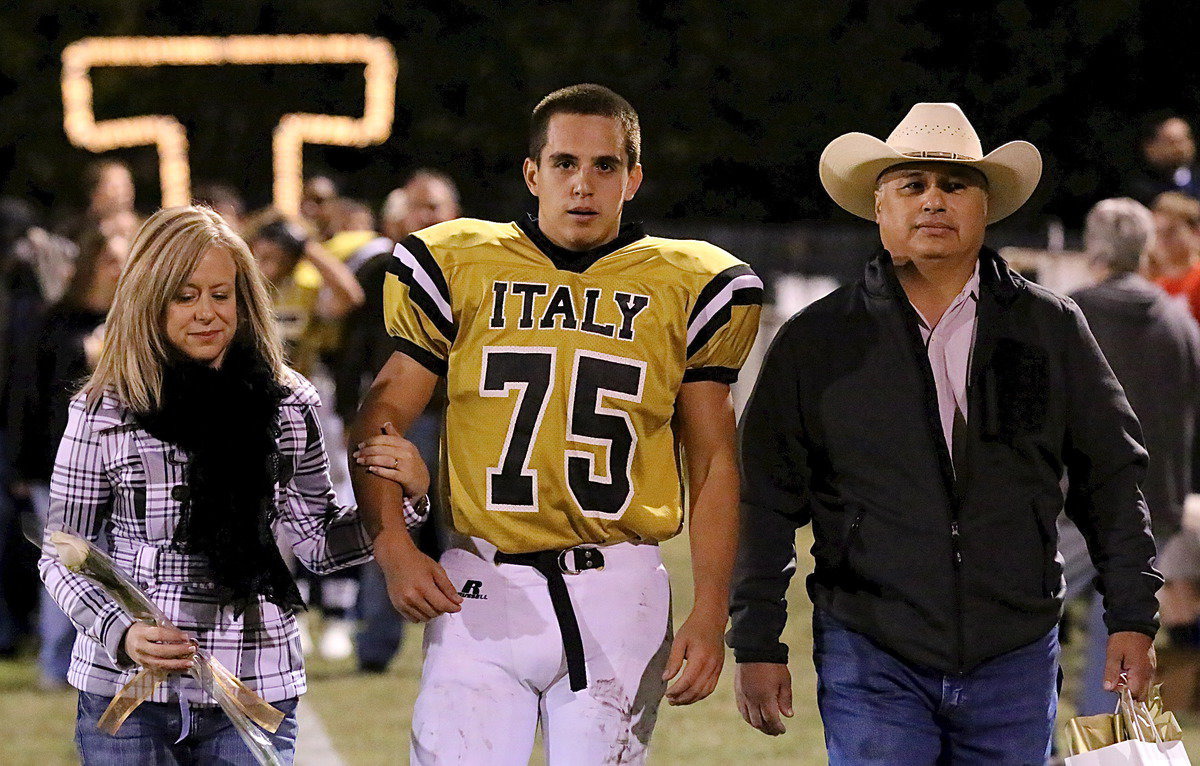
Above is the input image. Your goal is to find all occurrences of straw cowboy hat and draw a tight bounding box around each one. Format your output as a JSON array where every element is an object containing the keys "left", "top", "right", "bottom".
[{"left": 819, "top": 102, "right": 1042, "bottom": 224}]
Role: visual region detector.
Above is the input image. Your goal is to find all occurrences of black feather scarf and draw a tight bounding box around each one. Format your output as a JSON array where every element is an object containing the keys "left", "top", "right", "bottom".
[{"left": 137, "top": 339, "right": 304, "bottom": 615}]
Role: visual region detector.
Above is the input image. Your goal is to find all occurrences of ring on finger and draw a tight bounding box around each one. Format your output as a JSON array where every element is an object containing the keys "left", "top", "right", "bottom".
[{"left": 393, "top": 456, "right": 399, "bottom": 469}]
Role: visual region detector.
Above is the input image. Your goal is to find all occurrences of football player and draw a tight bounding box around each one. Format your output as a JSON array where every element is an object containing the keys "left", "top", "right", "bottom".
[{"left": 350, "top": 84, "right": 761, "bottom": 764}]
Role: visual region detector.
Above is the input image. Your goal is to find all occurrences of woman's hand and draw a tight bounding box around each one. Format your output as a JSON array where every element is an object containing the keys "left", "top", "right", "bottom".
[
  {"left": 122, "top": 623, "right": 196, "bottom": 673},
  {"left": 353, "top": 422, "right": 430, "bottom": 500}
]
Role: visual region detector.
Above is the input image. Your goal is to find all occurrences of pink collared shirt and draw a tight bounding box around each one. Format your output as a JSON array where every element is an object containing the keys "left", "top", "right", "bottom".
[{"left": 911, "top": 262, "right": 980, "bottom": 457}]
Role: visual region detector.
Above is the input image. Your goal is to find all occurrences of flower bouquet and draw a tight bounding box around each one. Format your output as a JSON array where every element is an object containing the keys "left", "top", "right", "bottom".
[{"left": 49, "top": 531, "right": 287, "bottom": 766}]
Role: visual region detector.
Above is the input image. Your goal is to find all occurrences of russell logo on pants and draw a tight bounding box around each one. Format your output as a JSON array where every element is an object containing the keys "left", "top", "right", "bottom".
[{"left": 459, "top": 580, "right": 487, "bottom": 600}]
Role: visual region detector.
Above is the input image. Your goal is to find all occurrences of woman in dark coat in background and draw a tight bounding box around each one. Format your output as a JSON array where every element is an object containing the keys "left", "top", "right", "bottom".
[{"left": 8, "top": 227, "right": 126, "bottom": 688}]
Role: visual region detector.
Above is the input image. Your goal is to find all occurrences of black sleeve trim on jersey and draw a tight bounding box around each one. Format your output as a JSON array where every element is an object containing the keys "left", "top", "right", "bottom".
[
  {"left": 688, "top": 264, "right": 762, "bottom": 325},
  {"left": 387, "top": 235, "right": 457, "bottom": 342},
  {"left": 393, "top": 337, "right": 448, "bottom": 377},
  {"left": 686, "top": 264, "right": 763, "bottom": 359},
  {"left": 682, "top": 366, "right": 740, "bottom": 384}
]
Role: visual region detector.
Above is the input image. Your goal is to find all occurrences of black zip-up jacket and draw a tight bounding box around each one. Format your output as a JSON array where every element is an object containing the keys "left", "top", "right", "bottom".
[{"left": 729, "top": 248, "right": 1161, "bottom": 674}]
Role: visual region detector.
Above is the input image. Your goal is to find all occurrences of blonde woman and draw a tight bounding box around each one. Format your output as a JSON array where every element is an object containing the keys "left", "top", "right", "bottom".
[{"left": 38, "top": 206, "right": 423, "bottom": 764}]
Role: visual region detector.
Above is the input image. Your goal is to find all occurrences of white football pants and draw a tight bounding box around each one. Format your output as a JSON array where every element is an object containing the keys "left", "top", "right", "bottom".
[{"left": 410, "top": 539, "right": 672, "bottom": 765}]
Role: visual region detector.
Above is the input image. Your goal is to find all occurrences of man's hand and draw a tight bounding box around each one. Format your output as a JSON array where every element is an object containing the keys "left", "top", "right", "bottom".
[
  {"left": 374, "top": 527, "right": 462, "bottom": 622},
  {"left": 662, "top": 610, "right": 725, "bottom": 705},
  {"left": 735, "top": 662, "right": 793, "bottom": 735},
  {"left": 1104, "top": 631, "right": 1156, "bottom": 701},
  {"left": 352, "top": 422, "right": 430, "bottom": 499},
  {"left": 123, "top": 623, "right": 195, "bottom": 673}
]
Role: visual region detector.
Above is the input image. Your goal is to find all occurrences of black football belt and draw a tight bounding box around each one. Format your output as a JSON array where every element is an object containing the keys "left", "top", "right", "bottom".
[{"left": 493, "top": 546, "right": 606, "bottom": 691}]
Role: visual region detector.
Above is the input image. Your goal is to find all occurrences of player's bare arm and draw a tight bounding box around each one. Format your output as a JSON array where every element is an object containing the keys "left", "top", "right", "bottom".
[
  {"left": 350, "top": 351, "right": 463, "bottom": 622},
  {"left": 662, "top": 379, "right": 740, "bottom": 706}
]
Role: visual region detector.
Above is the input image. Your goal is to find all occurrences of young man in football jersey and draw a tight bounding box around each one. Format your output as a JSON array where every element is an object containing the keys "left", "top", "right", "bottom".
[{"left": 350, "top": 84, "right": 761, "bottom": 764}]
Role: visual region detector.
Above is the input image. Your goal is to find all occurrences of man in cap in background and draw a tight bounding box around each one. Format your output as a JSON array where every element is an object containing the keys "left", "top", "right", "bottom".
[{"left": 729, "top": 103, "right": 1160, "bottom": 763}]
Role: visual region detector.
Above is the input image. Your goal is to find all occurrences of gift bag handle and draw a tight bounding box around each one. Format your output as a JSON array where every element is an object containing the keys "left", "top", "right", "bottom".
[{"left": 1116, "top": 673, "right": 1166, "bottom": 746}]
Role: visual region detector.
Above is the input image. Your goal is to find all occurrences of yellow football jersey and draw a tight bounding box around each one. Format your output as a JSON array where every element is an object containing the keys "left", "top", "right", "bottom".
[{"left": 384, "top": 217, "right": 761, "bottom": 553}]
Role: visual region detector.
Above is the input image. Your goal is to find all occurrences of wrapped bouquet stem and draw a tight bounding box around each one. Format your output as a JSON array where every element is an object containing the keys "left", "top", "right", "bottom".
[{"left": 49, "top": 531, "right": 286, "bottom": 766}]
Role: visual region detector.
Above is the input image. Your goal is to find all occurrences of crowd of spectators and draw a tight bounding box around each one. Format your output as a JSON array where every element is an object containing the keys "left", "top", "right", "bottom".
[{"left": 0, "top": 161, "right": 461, "bottom": 686}]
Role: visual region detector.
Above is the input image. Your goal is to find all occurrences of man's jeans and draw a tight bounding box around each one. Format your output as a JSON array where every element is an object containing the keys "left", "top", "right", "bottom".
[
  {"left": 814, "top": 610, "right": 1059, "bottom": 765},
  {"left": 76, "top": 691, "right": 298, "bottom": 765}
]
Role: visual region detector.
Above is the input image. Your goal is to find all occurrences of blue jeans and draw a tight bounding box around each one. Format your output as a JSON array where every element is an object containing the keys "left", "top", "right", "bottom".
[
  {"left": 813, "top": 610, "right": 1059, "bottom": 765},
  {"left": 32, "top": 483, "right": 75, "bottom": 683},
  {"left": 76, "top": 691, "right": 298, "bottom": 765}
]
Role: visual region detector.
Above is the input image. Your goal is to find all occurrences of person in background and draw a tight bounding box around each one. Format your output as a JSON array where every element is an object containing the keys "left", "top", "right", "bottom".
[
  {"left": 381, "top": 187, "right": 410, "bottom": 240},
  {"left": 0, "top": 199, "right": 78, "bottom": 657},
  {"left": 246, "top": 211, "right": 364, "bottom": 658},
  {"left": 334, "top": 188, "right": 410, "bottom": 424},
  {"left": 297, "top": 198, "right": 392, "bottom": 660},
  {"left": 335, "top": 172, "right": 462, "bottom": 423},
  {"left": 60, "top": 159, "right": 140, "bottom": 243},
  {"left": 192, "top": 183, "right": 246, "bottom": 234},
  {"left": 300, "top": 176, "right": 339, "bottom": 240},
  {"left": 344, "top": 172, "right": 461, "bottom": 675},
  {"left": 245, "top": 212, "right": 364, "bottom": 377},
  {"left": 1063, "top": 198, "right": 1200, "bottom": 713},
  {"left": 7, "top": 227, "right": 128, "bottom": 688},
  {"left": 1148, "top": 192, "right": 1200, "bottom": 319},
  {"left": 323, "top": 199, "right": 376, "bottom": 253},
  {"left": 320, "top": 198, "right": 394, "bottom": 357},
  {"left": 1129, "top": 114, "right": 1200, "bottom": 207},
  {"left": 2, "top": 198, "right": 77, "bottom": 310},
  {"left": 398, "top": 169, "right": 461, "bottom": 235},
  {"left": 1, "top": 199, "right": 79, "bottom": 443},
  {"left": 1146, "top": 192, "right": 1200, "bottom": 498}
]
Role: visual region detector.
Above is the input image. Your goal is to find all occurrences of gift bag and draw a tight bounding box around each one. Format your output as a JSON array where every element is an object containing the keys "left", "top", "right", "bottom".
[
  {"left": 1065, "top": 685, "right": 1192, "bottom": 766},
  {"left": 1065, "top": 740, "right": 1190, "bottom": 765}
]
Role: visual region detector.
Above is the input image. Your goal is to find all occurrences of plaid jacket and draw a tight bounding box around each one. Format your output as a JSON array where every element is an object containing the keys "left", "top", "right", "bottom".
[{"left": 39, "top": 372, "right": 374, "bottom": 704}]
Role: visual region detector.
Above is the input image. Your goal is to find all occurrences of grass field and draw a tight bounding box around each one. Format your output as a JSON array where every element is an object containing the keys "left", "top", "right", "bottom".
[{"left": 3, "top": 528, "right": 1199, "bottom": 764}]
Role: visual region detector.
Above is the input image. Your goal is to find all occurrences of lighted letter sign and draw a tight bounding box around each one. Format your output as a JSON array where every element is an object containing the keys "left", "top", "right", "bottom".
[{"left": 61, "top": 35, "right": 397, "bottom": 214}]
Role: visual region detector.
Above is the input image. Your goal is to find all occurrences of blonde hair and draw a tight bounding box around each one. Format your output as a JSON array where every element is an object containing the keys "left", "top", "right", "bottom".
[
  {"left": 1152, "top": 191, "right": 1200, "bottom": 229},
  {"left": 85, "top": 205, "right": 287, "bottom": 413}
]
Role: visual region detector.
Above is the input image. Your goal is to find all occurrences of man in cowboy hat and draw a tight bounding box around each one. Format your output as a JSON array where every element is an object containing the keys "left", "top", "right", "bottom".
[{"left": 728, "top": 103, "right": 1160, "bottom": 763}]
